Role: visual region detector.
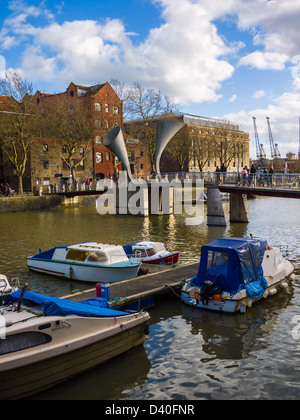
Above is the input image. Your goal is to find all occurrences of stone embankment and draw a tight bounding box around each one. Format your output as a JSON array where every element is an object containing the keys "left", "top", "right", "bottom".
[
  {"left": 0, "top": 194, "right": 100, "bottom": 213},
  {"left": 0, "top": 195, "right": 63, "bottom": 213}
]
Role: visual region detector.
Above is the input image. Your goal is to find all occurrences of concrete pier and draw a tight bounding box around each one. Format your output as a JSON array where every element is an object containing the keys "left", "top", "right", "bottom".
[
  {"left": 206, "top": 185, "right": 226, "bottom": 226},
  {"left": 229, "top": 193, "right": 249, "bottom": 223}
]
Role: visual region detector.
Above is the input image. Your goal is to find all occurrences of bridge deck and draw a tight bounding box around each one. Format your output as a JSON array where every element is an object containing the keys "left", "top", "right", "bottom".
[{"left": 219, "top": 185, "right": 300, "bottom": 199}]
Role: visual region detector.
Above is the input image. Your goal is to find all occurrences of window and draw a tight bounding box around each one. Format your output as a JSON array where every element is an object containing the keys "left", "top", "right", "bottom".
[
  {"left": 113, "top": 106, "right": 119, "bottom": 114},
  {"left": 73, "top": 159, "right": 84, "bottom": 170},
  {"left": 43, "top": 144, "right": 48, "bottom": 152},
  {"left": 96, "top": 152, "right": 103, "bottom": 164},
  {"left": 134, "top": 249, "right": 147, "bottom": 258},
  {"left": 105, "top": 104, "right": 109, "bottom": 113},
  {"left": 66, "top": 249, "right": 89, "bottom": 262},
  {"left": 95, "top": 120, "right": 102, "bottom": 128},
  {"left": 87, "top": 252, "right": 108, "bottom": 262},
  {"left": 106, "top": 152, "right": 110, "bottom": 161},
  {"left": 70, "top": 91, "right": 74, "bottom": 97},
  {"left": 147, "top": 248, "right": 156, "bottom": 257},
  {"left": 43, "top": 178, "right": 50, "bottom": 185},
  {"left": 43, "top": 160, "right": 49, "bottom": 169},
  {"left": 0, "top": 332, "right": 52, "bottom": 355},
  {"left": 207, "top": 251, "right": 229, "bottom": 278},
  {"left": 62, "top": 146, "right": 67, "bottom": 153},
  {"left": 105, "top": 120, "right": 109, "bottom": 129},
  {"left": 95, "top": 136, "right": 102, "bottom": 144},
  {"left": 95, "top": 103, "right": 101, "bottom": 111}
]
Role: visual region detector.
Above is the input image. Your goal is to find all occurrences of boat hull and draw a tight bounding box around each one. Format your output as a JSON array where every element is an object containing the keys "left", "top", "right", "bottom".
[
  {"left": 0, "top": 323, "right": 147, "bottom": 400},
  {"left": 27, "top": 258, "right": 140, "bottom": 283},
  {"left": 140, "top": 252, "right": 179, "bottom": 265},
  {"left": 181, "top": 276, "right": 293, "bottom": 314}
]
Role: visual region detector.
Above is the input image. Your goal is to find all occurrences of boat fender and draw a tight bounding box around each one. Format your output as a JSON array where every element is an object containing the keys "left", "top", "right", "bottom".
[
  {"left": 247, "top": 299, "right": 253, "bottom": 308},
  {"left": 280, "top": 282, "right": 289, "bottom": 290},
  {"left": 69, "top": 267, "right": 74, "bottom": 280},
  {"left": 240, "top": 302, "right": 246, "bottom": 313},
  {"left": 263, "top": 290, "right": 269, "bottom": 299},
  {"left": 268, "top": 288, "right": 277, "bottom": 296}
]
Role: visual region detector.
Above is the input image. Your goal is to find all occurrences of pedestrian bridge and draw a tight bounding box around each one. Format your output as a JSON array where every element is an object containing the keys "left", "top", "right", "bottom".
[{"left": 48, "top": 171, "right": 300, "bottom": 225}]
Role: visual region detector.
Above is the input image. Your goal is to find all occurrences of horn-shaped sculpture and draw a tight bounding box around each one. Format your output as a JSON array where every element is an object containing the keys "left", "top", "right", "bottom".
[
  {"left": 103, "top": 126, "right": 133, "bottom": 182},
  {"left": 154, "top": 120, "right": 185, "bottom": 175}
]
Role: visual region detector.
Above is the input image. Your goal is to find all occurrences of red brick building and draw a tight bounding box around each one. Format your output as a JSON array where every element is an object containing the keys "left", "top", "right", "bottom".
[{"left": 33, "top": 82, "right": 123, "bottom": 182}]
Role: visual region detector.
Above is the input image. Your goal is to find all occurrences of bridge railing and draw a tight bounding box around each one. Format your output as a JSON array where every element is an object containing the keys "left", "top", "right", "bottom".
[{"left": 41, "top": 171, "right": 300, "bottom": 195}]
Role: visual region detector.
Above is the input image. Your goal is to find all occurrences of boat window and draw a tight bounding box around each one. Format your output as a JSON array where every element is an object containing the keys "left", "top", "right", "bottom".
[
  {"left": 238, "top": 247, "right": 255, "bottom": 283},
  {"left": 155, "top": 243, "right": 165, "bottom": 252},
  {"left": 275, "top": 252, "right": 284, "bottom": 265},
  {"left": 207, "top": 251, "right": 229, "bottom": 278},
  {"left": 0, "top": 332, "right": 52, "bottom": 355},
  {"left": 87, "top": 252, "right": 108, "bottom": 262},
  {"left": 0, "top": 279, "right": 7, "bottom": 288},
  {"left": 147, "top": 247, "right": 156, "bottom": 257},
  {"left": 134, "top": 249, "right": 147, "bottom": 258},
  {"left": 66, "top": 250, "right": 89, "bottom": 262}
]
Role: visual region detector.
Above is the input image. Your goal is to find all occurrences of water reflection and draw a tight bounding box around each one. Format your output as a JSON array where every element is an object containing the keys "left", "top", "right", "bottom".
[
  {"left": 182, "top": 288, "right": 293, "bottom": 360},
  {"left": 1, "top": 197, "right": 300, "bottom": 400}
]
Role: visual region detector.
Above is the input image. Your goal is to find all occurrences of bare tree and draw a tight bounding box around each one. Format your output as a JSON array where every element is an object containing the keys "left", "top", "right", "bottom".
[
  {"left": 0, "top": 71, "right": 38, "bottom": 194},
  {"left": 41, "top": 99, "right": 94, "bottom": 184}
]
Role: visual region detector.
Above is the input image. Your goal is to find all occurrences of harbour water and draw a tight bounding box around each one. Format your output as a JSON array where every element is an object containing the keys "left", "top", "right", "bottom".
[{"left": 1, "top": 196, "right": 300, "bottom": 400}]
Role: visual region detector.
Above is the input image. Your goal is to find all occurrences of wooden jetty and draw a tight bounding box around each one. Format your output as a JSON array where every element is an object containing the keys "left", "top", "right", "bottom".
[{"left": 63, "top": 262, "right": 199, "bottom": 309}]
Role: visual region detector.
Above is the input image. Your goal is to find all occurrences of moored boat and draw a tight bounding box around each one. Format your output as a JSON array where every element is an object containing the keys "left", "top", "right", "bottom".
[
  {"left": 123, "top": 241, "right": 179, "bottom": 266},
  {"left": 0, "top": 289, "right": 150, "bottom": 400},
  {"left": 27, "top": 242, "right": 141, "bottom": 283},
  {"left": 181, "top": 237, "right": 294, "bottom": 313}
]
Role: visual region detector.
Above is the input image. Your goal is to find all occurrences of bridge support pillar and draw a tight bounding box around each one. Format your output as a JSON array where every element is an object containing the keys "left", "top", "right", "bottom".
[
  {"left": 230, "top": 193, "right": 249, "bottom": 223},
  {"left": 206, "top": 186, "right": 226, "bottom": 226}
]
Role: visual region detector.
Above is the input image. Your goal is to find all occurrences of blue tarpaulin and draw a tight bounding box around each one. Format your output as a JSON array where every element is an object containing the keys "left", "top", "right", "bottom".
[
  {"left": 193, "top": 237, "right": 269, "bottom": 298},
  {"left": 4, "top": 290, "right": 129, "bottom": 317}
]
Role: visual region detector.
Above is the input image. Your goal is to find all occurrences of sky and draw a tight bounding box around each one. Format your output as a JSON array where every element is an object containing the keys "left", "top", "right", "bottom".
[{"left": 1, "top": 0, "right": 300, "bottom": 159}]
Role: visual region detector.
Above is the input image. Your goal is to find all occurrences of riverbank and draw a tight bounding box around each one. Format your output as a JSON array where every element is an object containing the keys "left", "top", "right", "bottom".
[{"left": 0, "top": 194, "right": 102, "bottom": 213}]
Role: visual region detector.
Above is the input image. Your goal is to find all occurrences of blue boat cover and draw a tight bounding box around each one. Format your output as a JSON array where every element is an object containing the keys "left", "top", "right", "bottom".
[
  {"left": 193, "top": 238, "right": 269, "bottom": 298},
  {"left": 4, "top": 290, "right": 129, "bottom": 317}
]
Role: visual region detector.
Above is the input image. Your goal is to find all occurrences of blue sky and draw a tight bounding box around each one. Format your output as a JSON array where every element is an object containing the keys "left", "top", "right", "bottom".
[{"left": 1, "top": 0, "right": 300, "bottom": 159}]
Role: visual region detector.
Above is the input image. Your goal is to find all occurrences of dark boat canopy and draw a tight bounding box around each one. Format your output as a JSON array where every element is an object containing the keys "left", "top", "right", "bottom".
[
  {"left": 4, "top": 291, "right": 129, "bottom": 317},
  {"left": 194, "top": 238, "right": 268, "bottom": 297}
]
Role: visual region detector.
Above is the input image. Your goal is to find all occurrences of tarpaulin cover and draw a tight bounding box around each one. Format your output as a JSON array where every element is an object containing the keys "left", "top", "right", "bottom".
[
  {"left": 193, "top": 237, "right": 269, "bottom": 298},
  {"left": 4, "top": 290, "right": 129, "bottom": 317}
]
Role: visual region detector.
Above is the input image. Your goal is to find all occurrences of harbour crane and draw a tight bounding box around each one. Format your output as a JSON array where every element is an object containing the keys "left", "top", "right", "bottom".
[
  {"left": 266, "top": 117, "right": 281, "bottom": 159},
  {"left": 252, "top": 117, "right": 267, "bottom": 166}
]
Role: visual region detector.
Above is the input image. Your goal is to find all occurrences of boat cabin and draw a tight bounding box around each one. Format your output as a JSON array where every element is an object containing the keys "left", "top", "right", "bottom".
[
  {"left": 193, "top": 238, "right": 269, "bottom": 298},
  {"left": 128, "top": 242, "right": 166, "bottom": 258},
  {"left": 34, "top": 243, "right": 130, "bottom": 266}
]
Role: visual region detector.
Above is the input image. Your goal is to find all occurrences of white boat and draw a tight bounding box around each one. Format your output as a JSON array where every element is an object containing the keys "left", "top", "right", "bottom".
[
  {"left": 123, "top": 241, "right": 179, "bottom": 266},
  {"left": 27, "top": 242, "right": 141, "bottom": 283},
  {"left": 0, "top": 274, "right": 19, "bottom": 304},
  {"left": 181, "top": 237, "right": 294, "bottom": 313},
  {"left": 0, "top": 289, "right": 150, "bottom": 400}
]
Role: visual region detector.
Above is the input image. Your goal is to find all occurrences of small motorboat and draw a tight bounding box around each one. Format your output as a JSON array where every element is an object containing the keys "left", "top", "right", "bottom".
[
  {"left": 123, "top": 241, "right": 179, "bottom": 266},
  {"left": 181, "top": 237, "right": 294, "bottom": 313},
  {"left": 27, "top": 242, "right": 141, "bottom": 283},
  {"left": 0, "top": 289, "right": 150, "bottom": 400},
  {"left": 0, "top": 274, "right": 19, "bottom": 305}
]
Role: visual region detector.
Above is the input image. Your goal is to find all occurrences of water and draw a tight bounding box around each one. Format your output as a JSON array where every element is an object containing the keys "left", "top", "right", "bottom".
[{"left": 1, "top": 197, "right": 300, "bottom": 400}]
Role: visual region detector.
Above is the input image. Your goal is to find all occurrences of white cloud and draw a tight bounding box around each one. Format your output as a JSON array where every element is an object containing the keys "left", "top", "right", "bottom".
[
  {"left": 229, "top": 94, "right": 237, "bottom": 102},
  {"left": 253, "top": 90, "right": 266, "bottom": 99},
  {"left": 239, "top": 51, "right": 289, "bottom": 70},
  {"left": 222, "top": 91, "right": 300, "bottom": 159},
  {"left": 1, "top": 0, "right": 236, "bottom": 103}
]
